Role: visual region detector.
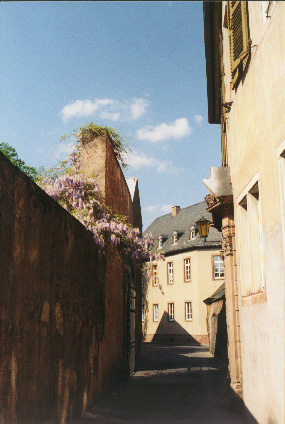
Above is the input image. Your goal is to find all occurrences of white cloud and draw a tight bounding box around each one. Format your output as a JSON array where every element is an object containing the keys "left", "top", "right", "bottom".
[
  {"left": 61, "top": 99, "right": 114, "bottom": 121},
  {"left": 100, "top": 111, "right": 120, "bottom": 121},
  {"left": 194, "top": 114, "right": 203, "bottom": 126},
  {"left": 123, "top": 151, "right": 175, "bottom": 174},
  {"left": 144, "top": 205, "right": 159, "bottom": 213},
  {"left": 137, "top": 118, "right": 191, "bottom": 142},
  {"left": 61, "top": 97, "right": 149, "bottom": 122},
  {"left": 130, "top": 98, "right": 149, "bottom": 120},
  {"left": 144, "top": 204, "right": 174, "bottom": 214},
  {"left": 125, "top": 151, "right": 155, "bottom": 169},
  {"left": 54, "top": 142, "right": 75, "bottom": 160},
  {"left": 161, "top": 204, "right": 173, "bottom": 213}
]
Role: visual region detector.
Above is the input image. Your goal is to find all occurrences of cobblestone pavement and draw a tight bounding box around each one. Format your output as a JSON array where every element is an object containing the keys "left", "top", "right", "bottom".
[{"left": 72, "top": 344, "right": 253, "bottom": 423}]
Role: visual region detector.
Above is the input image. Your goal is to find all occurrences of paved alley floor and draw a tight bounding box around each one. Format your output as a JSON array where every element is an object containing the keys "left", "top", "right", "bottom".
[{"left": 73, "top": 344, "right": 252, "bottom": 423}]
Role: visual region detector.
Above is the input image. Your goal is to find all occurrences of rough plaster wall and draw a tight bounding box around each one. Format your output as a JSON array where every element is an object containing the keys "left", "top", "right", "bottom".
[
  {"left": 100, "top": 247, "right": 126, "bottom": 396},
  {"left": 80, "top": 134, "right": 107, "bottom": 195},
  {"left": 80, "top": 131, "right": 133, "bottom": 223},
  {"left": 207, "top": 301, "right": 223, "bottom": 355},
  {"left": 224, "top": 4, "right": 285, "bottom": 422},
  {"left": 207, "top": 300, "right": 228, "bottom": 363},
  {"left": 238, "top": 224, "right": 285, "bottom": 424},
  {"left": 80, "top": 130, "right": 140, "bottom": 383},
  {"left": 104, "top": 134, "right": 133, "bottom": 222},
  {"left": 0, "top": 151, "right": 128, "bottom": 423}
]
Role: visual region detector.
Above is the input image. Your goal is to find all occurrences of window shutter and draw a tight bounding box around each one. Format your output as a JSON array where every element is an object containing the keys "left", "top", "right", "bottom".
[{"left": 228, "top": 1, "right": 250, "bottom": 86}]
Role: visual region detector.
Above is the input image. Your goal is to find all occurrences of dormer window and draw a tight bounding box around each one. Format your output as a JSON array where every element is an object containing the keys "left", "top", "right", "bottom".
[
  {"left": 172, "top": 232, "right": 178, "bottom": 245},
  {"left": 158, "top": 235, "right": 167, "bottom": 249},
  {"left": 189, "top": 226, "right": 196, "bottom": 240}
]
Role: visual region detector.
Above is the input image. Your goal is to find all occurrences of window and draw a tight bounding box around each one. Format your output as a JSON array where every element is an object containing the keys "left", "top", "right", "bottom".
[
  {"left": 168, "top": 303, "right": 174, "bottom": 321},
  {"left": 142, "top": 305, "right": 145, "bottom": 322},
  {"left": 167, "top": 262, "right": 174, "bottom": 284},
  {"left": 213, "top": 256, "right": 225, "bottom": 279},
  {"left": 228, "top": 1, "right": 250, "bottom": 88},
  {"left": 237, "top": 178, "right": 265, "bottom": 297},
  {"left": 153, "top": 304, "right": 158, "bottom": 322},
  {"left": 152, "top": 265, "right": 158, "bottom": 286},
  {"left": 189, "top": 226, "right": 196, "bottom": 240},
  {"left": 172, "top": 232, "right": 178, "bottom": 244},
  {"left": 158, "top": 236, "right": 162, "bottom": 249},
  {"left": 184, "top": 258, "right": 191, "bottom": 282},
  {"left": 185, "top": 302, "right": 193, "bottom": 321}
]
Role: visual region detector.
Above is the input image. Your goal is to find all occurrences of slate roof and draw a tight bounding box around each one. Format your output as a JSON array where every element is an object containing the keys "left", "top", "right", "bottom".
[
  {"left": 203, "top": 283, "right": 225, "bottom": 305},
  {"left": 143, "top": 201, "right": 222, "bottom": 255}
]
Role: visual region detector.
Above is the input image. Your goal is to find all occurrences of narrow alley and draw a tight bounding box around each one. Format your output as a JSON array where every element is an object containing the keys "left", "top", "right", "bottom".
[{"left": 73, "top": 344, "right": 253, "bottom": 424}]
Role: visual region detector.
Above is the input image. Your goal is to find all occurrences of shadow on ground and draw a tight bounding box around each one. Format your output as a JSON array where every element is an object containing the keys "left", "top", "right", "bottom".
[{"left": 71, "top": 344, "right": 258, "bottom": 423}]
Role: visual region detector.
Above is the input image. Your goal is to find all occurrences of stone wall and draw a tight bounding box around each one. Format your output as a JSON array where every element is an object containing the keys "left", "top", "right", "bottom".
[
  {"left": 205, "top": 298, "right": 228, "bottom": 363},
  {"left": 80, "top": 131, "right": 143, "bottom": 376},
  {"left": 80, "top": 130, "right": 133, "bottom": 221},
  {"left": 0, "top": 129, "right": 141, "bottom": 423}
]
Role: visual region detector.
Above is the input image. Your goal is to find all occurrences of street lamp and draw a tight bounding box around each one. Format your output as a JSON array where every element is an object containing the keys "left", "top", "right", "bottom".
[{"left": 195, "top": 216, "right": 211, "bottom": 242}]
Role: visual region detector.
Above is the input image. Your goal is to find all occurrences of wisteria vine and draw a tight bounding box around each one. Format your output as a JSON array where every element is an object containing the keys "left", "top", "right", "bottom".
[{"left": 37, "top": 128, "right": 162, "bottom": 266}]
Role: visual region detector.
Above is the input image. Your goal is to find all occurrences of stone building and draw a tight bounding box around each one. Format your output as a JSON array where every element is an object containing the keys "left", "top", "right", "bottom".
[
  {"left": 203, "top": 1, "right": 285, "bottom": 422},
  {"left": 142, "top": 202, "right": 224, "bottom": 345}
]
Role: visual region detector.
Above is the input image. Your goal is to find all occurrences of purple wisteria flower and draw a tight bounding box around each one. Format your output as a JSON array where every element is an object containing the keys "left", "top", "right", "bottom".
[{"left": 38, "top": 171, "right": 160, "bottom": 265}]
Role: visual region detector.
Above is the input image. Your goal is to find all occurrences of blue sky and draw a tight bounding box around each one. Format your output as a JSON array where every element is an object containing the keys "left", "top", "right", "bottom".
[{"left": 0, "top": 1, "right": 220, "bottom": 230}]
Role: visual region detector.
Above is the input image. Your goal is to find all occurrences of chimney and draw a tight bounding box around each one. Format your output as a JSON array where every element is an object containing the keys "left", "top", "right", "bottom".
[{"left": 172, "top": 206, "right": 180, "bottom": 217}]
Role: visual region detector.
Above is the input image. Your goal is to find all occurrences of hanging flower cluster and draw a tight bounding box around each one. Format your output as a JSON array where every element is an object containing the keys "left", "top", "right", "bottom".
[
  {"left": 39, "top": 172, "right": 157, "bottom": 263},
  {"left": 38, "top": 174, "right": 161, "bottom": 267},
  {"left": 37, "top": 125, "right": 163, "bottom": 266}
]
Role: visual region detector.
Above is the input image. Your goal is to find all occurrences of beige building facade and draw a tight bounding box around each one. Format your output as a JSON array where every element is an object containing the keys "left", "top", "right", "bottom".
[
  {"left": 143, "top": 203, "right": 224, "bottom": 345},
  {"left": 204, "top": 2, "right": 285, "bottom": 422}
]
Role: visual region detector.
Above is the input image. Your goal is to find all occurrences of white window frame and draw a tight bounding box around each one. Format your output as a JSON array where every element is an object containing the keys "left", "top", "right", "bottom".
[
  {"left": 185, "top": 302, "right": 193, "bottom": 321},
  {"left": 184, "top": 258, "right": 191, "bottom": 282},
  {"left": 213, "top": 255, "right": 225, "bottom": 279},
  {"left": 237, "top": 174, "right": 265, "bottom": 297},
  {"left": 189, "top": 226, "right": 196, "bottom": 240},
  {"left": 172, "top": 232, "right": 178, "bottom": 244},
  {"left": 158, "top": 236, "right": 162, "bottom": 249},
  {"left": 152, "top": 265, "right": 158, "bottom": 286},
  {"left": 167, "top": 262, "right": 174, "bottom": 284},
  {"left": 168, "top": 303, "right": 174, "bottom": 321},
  {"left": 153, "top": 304, "right": 158, "bottom": 322}
]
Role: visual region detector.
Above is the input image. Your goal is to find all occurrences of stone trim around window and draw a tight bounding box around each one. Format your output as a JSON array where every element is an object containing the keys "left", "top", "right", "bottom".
[
  {"left": 167, "top": 262, "right": 174, "bottom": 284},
  {"left": 237, "top": 173, "right": 266, "bottom": 304},
  {"left": 212, "top": 254, "right": 225, "bottom": 280},
  {"left": 185, "top": 301, "right": 193, "bottom": 321},
  {"left": 168, "top": 303, "right": 174, "bottom": 322},
  {"left": 152, "top": 264, "right": 158, "bottom": 287},
  {"left": 153, "top": 304, "right": 158, "bottom": 322},
  {"left": 184, "top": 257, "right": 191, "bottom": 282}
]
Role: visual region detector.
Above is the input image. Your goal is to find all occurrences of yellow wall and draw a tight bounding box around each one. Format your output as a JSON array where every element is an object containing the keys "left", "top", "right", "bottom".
[
  {"left": 142, "top": 248, "right": 224, "bottom": 344},
  {"left": 221, "top": 2, "right": 285, "bottom": 422}
]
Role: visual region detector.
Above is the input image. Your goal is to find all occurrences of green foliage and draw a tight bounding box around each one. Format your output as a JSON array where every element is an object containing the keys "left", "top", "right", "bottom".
[
  {"left": 60, "top": 123, "right": 130, "bottom": 169},
  {"left": 0, "top": 142, "right": 38, "bottom": 180}
]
